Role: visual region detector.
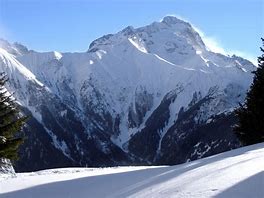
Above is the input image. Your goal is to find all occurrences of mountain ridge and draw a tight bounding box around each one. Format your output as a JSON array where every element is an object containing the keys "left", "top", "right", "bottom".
[{"left": 0, "top": 16, "right": 256, "bottom": 171}]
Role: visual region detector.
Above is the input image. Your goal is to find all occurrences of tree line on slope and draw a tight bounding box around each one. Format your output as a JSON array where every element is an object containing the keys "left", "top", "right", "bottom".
[
  {"left": 234, "top": 38, "right": 264, "bottom": 145},
  {"left": 0, "top": 73, "right": 26, "bottom": 161}
]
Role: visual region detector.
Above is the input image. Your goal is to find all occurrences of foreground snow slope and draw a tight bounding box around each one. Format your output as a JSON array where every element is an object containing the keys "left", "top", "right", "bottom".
[{"left": 1, "top": 143, "right": 263, "bottom": 198}]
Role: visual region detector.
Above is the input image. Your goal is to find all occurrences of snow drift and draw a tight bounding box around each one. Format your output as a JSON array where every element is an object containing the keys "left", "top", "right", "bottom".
[{"left": 1, "top": 143, "right": 263, "bottom": 198}]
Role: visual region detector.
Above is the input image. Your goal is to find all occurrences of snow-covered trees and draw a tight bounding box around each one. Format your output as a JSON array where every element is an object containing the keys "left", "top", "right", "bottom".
[
  {"left": 235, "top": 38, "right": 264, "bottom": 145},
  {"left": 0, "top": 73, "right": 26, "bottom": 160}
]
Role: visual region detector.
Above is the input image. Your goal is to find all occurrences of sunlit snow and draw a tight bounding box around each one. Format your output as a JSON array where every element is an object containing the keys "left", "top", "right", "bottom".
[{"left": 1, "top": 143, "right": 263, "bottom": 198}]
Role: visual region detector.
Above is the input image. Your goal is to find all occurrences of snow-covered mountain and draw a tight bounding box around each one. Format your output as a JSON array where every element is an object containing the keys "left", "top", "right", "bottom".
[
  {"left": 0, "top": 16, "right": 256, "bottom": 171},
  {"left": 1, "top": 143, "right": 263, "bottom": 198}
]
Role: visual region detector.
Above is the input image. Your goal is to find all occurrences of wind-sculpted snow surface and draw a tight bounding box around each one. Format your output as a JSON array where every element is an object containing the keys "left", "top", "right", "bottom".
[
  {"left": 0, "top": 16, "right": 256, "bottom": 171},
  {"left": 1, "top": 143, "right": 263, "bottom": 198}
]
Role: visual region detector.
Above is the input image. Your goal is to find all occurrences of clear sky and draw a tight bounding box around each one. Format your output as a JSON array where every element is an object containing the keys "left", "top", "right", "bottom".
[{"left": 0, "top": 0, "right": 263, "bottom": 64}]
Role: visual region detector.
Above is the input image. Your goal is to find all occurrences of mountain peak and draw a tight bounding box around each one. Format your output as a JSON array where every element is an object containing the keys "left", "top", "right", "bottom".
[
  {"left": 161, "top": 15, "right": 190, "bottom": 26},
  {"left": 121, "top": 26, "right": 135, "bottom": 36},
  {"left": 0, "top": 38, "right": 29, "bottom": 56},
  {"left": 87, "top": 16, "right": 204, "bottom": 53}
]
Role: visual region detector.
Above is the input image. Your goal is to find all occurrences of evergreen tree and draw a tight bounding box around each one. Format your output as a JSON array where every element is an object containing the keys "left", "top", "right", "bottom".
[
  {"left": 234, "top": 38, "right": 264, "bottom": 145},
  {"left": 0, "top": 72, "right": 26, "bottom": 160}
]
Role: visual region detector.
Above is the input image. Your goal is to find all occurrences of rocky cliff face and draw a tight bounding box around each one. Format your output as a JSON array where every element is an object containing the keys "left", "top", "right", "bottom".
[{"left": 0, "top": 16, "right": 255, "bottom": 171}]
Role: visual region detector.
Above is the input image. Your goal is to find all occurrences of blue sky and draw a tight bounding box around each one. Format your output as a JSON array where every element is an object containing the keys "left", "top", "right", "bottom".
[{"left": 0, "top": 0, "right": 263, "bottom": 63}]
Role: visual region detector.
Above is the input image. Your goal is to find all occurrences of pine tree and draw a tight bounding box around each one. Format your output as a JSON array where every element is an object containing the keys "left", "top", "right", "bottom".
[
  {"left": 234, "top": 38, "right": 264, "bottom": 145},
  {"left": 0, "top": 73, "right": 26, "bottom": 160}
]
